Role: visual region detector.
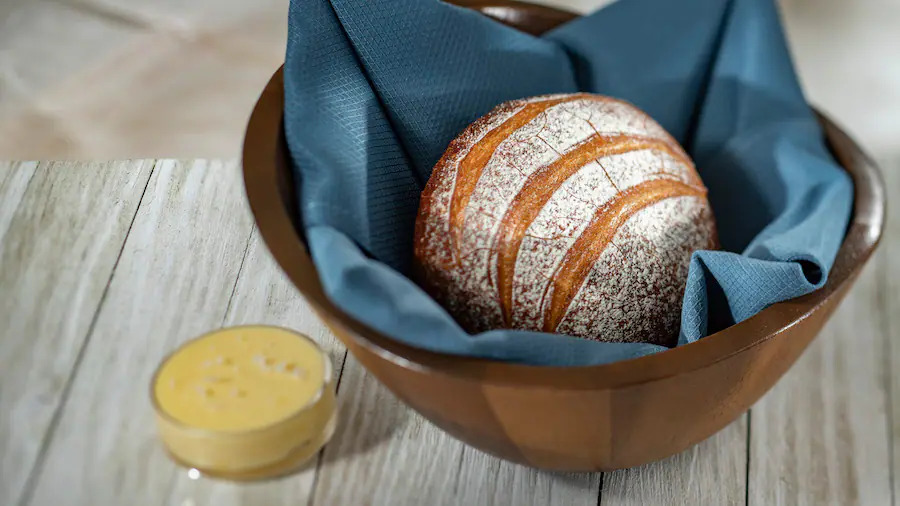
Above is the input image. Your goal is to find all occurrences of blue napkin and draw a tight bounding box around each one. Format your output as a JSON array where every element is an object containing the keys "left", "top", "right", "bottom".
[{"left": 283, "top": 0, "right": 853, "bottom": 366}]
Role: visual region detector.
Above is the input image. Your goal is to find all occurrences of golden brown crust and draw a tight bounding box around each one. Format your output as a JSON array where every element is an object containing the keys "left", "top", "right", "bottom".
[
  {"left": 447, "top": 94, "right": 600, "bottom": 263},
  {"left": 412, "top": 93, "right": 717, "bottom": 345},
  {"left": 491, "top": 134, "right": 698, "bottom": 326},
  {"left": 541, "top": 178, "right": 706, "bottom": 332},
  {"left": 413, "top": 99, "right": 525, "bottom": 270}
]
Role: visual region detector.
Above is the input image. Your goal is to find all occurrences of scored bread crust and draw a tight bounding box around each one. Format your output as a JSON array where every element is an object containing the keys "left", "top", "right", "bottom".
[{"left": 413, "top": 94, "right": 717, "bottom": 346}]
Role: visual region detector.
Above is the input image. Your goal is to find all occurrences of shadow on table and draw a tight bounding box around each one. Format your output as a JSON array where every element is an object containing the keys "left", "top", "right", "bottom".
[{"left": 315, "top": 381, "right": 411, "bottom": 465}]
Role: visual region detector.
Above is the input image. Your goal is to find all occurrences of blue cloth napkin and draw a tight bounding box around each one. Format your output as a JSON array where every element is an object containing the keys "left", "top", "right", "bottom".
[{"left": 283, "top": 0, "right": 852, "bottom": 366}]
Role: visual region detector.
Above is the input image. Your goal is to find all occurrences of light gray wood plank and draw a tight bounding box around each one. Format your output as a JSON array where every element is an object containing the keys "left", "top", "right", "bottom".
[
  {"left": 311, "top": 361, "right": 600, "bottom": 506},
  {"left": 23, "top": 160, "right": 255, "bottom": 506},
  {"left": 603, "top": 416, "right": 747, "bottom": 506},
  {"left": 310, "top": 363, "right": 458, "bottom": 506},
  {"left": 880, "top": 156, "right": 899, "bottom": 506},
  {"left": 163, "top": 227, "right": 349, "bottom": 506},
  {"left": 220, "top": 228, "right": 344, "bottom": 367},
  {"left": 454, "top": 446, "right": 600, "bottom": 506},
  {"left": 0, "top": 161, "right": 153, "bottom": 506},
  {"left": 748, "top": 257, "right": 892, "bottom": 505},
  {"left": 0, "top": 161, "right": 38, "bottom": 240}
]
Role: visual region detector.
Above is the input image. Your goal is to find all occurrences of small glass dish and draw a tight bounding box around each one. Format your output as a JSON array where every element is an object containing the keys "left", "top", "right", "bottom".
[{"left": 151, "top": 325, "right": 337, "bottom": 481}]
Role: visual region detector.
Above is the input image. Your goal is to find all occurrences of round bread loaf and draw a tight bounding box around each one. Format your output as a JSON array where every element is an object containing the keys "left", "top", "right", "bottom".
[{"left": 413, "top": 93, "right": 717, "bottom": 346}]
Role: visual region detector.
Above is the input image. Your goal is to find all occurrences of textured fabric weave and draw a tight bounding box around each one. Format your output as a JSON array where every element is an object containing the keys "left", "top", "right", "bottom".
[{"left": 284, "top": 0, "right": 853, "bottom": 365}]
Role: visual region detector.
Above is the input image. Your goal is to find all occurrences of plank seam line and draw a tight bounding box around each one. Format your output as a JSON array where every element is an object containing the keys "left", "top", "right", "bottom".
[
  {"left": 16, "top": 161, "right": 156, "bottom": 506},
  {"left": 596, "top": 471, "right": 604, "bottom": 506},
  {"left": 744, "top": 410, "right": 752, "bottom": 506},
  {"left": 221, "top": 225, "right": 256, "bottom": 325},
  {"left": 879, "top": 250, "right": 896, "bottom": 506},
  {"left": 306, "top": 349, "right": 350, "bottom": 506},
  {"left": 452, "top": 446, "right": 467, "bottom": 496},
  {"left": 24, "top": 163, "right": 38, "bottom": 189},
  {"left": 0, "top": 162, "right": 39, "bottom": 244}
]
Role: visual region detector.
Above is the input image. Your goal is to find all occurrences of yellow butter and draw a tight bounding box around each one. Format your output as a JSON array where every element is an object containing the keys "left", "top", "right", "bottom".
[{"left": 152, "top": 326, "right": 336, "bottom": 479}]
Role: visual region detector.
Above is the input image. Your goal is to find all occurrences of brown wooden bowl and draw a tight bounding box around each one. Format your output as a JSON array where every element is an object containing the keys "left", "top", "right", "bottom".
[{"left": 242, "top": 2, "right": 885, "bottom": 471}]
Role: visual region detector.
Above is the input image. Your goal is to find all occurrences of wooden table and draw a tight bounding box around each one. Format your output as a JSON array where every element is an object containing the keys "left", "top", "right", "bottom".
[{"left": 1, "top": 160, "right": 897, "bottom": 505}]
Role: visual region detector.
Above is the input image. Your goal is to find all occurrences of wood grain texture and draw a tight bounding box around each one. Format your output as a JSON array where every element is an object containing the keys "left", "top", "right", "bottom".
[
  {"left": 603, "top": 416, "right": 747, "bottom": 506},
  {"left": 452, "top": 448, "right": 600, "bottom": 506},
  {"left": 22, "top": 160, "right": 255, "bottom": 506},
  {"left": 0, "top": 161, "right": 37, "bottom": 240},
  {"left": 0, "top": 161, "right": 152, "bottom": 506},
  {"left": 881, "top": 157, "right": 899, "bottom": 506},
  {"left": 310, "top": 363, "right": 600, "bottom": 506},
  {"left": 748, "top": 257, "right": 892, "bottom": 505},
  {"left": 164, "top": 228, "right": 350, "bottom": 506}
]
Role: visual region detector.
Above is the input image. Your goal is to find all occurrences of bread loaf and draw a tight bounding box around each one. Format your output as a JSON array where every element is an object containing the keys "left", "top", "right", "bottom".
[{"left": 413, "top": 93, "right": 717, "bottom": 346}]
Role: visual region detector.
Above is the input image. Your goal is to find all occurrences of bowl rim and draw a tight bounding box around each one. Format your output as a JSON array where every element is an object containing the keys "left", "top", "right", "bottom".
[{"left": 243, "top": 9, "right": 885, "bottom": 391}]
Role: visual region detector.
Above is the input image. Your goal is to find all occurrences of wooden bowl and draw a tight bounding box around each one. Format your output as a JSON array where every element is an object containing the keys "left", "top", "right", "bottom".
[{"left": 242, "top": 2, "right": 885, "bottom": 471}]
